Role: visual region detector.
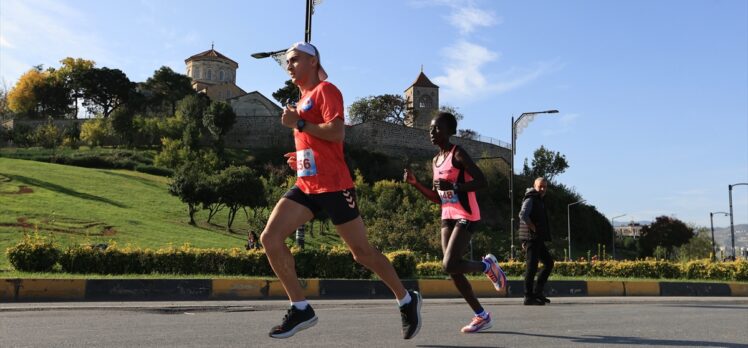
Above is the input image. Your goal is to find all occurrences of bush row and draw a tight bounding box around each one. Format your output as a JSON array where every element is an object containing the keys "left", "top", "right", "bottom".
[
  {"left": 6, "top": 237, "right": 747, "bottom": 280},
  {"left": 0, "top": 150, "right": 172, "bottom": 176}
]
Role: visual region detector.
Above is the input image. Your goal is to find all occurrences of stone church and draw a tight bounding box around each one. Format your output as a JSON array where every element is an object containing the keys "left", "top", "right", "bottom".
[{"left": 185, "top": 47, "right": 291, "bottom": 148}]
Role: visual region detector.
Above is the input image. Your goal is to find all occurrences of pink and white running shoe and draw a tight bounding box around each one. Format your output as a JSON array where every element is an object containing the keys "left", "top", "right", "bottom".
[
  {"left": 483, "top": 253, "right": 507, "bottom": 291},
  {"left": 461, "top": 312, "right": 493, "bottom": 333}
]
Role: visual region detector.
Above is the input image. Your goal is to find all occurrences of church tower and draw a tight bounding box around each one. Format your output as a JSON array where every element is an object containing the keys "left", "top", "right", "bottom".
[
  {"left": 404, "top": 68, "right": 439, "bottom": 130},
  {"left": 185, "top": 45, "right": 246, "bottom": 101}
]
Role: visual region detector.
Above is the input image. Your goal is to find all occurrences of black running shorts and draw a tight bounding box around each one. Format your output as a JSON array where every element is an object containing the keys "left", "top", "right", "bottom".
[
  {"left": 283, "top": 186, "right": 360, "bottom": 225},
  {"left": 441, "top": 218, "right": 477, "bottom": 233}
]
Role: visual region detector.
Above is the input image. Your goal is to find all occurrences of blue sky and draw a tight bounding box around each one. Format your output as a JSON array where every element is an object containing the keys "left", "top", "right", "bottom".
[{"left": 1, "top": 0, "right": 746, "bottom": 230}]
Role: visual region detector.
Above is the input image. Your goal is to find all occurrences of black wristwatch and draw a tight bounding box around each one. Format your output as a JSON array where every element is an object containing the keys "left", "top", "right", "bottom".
[{"left": 296, "top": 119, "right": 306, "bottom": 132}]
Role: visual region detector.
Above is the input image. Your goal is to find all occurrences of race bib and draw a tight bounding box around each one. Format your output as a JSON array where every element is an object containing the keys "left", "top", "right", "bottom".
[
  {"left": 296, "top": 149, "right": 318, "bottom": 177},
  {"left": 438, "top": 190, "right": 459, "bottom": 204}
]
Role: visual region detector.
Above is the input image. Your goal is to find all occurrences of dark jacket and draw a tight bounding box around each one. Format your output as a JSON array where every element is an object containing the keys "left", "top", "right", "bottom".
[{"left": 518, "top": 188, "right": 551, "bottom": 242}]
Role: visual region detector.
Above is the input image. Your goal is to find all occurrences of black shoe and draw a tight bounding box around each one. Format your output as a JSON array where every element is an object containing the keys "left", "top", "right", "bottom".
[
  {"left": 535, "top": 294, "right": 551, "bottom": 303},
  {"left": 400, "top": 290, "right": 422, "bottom": 339},
  {"left": 523, "top": 296, "right": 545, "bottom": 306},
  {"left": 269, "top": 305, "right": 318, "bottom": 339}
]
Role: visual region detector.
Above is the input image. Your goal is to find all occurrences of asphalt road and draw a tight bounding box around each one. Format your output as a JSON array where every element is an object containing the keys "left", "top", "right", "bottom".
[{"left": 1, "top": 297, "right": 747, "bottom": 347}]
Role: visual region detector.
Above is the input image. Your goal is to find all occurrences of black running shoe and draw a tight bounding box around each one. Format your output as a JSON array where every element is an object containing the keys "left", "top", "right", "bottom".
[
  {"left": 400, "top": 290, "right": 422, "bottom": 339},
  {"left": 269, "top": 305, "right": 318, "bottom": 339},
  {"left": 523, "top": 295, "right": 545, "bottom": 306},
  {"left": 535, "top": 293, "right": 551, "bottom": 303}
]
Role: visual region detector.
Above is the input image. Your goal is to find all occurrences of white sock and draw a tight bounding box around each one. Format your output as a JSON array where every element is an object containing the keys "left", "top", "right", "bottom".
[
  {"left": 397, "top": 292, "right": 412, "bottom": 307},
  {"left": 291, "top": 300, "right": 309, "bottom": 310},
  {"left": 475, "top": 310, "right": 488, "bottom": 319}
]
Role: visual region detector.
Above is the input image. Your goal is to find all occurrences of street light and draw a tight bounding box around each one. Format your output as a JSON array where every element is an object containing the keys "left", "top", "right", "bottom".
[
  {"left": 567, "top": 199, "right": 585, "bottom": 261},
  {"left": 510, "top": 109, "right": 558, "bottom": 259},
  {"left": 610, "top": 214, "right": 626, "bottom": 260},
  {"left": 251, "top": 0, "right": 323, "bottom": 61},
  {"left": 728, "top": 183, "right": 747, "bottom": 259},
  {"left": 709, "top": 211, "right": 730, "bottom": 261}
]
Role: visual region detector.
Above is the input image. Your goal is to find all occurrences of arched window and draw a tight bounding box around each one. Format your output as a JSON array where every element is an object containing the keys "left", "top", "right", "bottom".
[
  {"left": 194, "top": 67, "right": 200, "bottom": 79},
  {"left": 419, "top": 95, "right": 433, "bottom": 108},
  {"left": 219, "top": 70, "right": 224, "bottom": 81},
  {"left": 207, "top": 69, "right": 213, "bottom": 80}
]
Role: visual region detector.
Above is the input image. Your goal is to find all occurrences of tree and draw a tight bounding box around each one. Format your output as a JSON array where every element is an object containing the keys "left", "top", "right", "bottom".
[
  {"left": 438, "top": 104, "right": 464, "bottom": 121},
  {"left": 169, "top": 162, "right": 206, "bottom": 225},
  {"left": 202, "top": 101, "right": 236, "bottom": 154},
  {"left": 0, "top": 81, "right": 11, "bottom": 120},
  {"left": 675, "top": 227, "right": 713, "bottom": 261},
  {"left": 7, "top": 67, "right": 71, "bottom": 119},
  {"left": 144, "top": 66, "right": 194, "bottom": 115},
  {"left": 522, "top": 145, "right": 569, "bottom": 182},
  {"left": 458, "top": 129, "right": 477, "bottom": 140},
  {"left": 80, "top": 67, "right": 134, "bottom": 118},
  {"left": 33, "top": 72, "right": 73, "bottom": 119},
  {"left": 638, "top": 216, "right": 695, "bottom": 257},
  {"left": 348, "top": 94, "right": 409, "bottom": 125},
  {"left": 272, "top": 79, "right": 300, "bottom": 107},
  {"left": 175, "top": 94, "right": 209, "bottom": 151},
  {"left": 55, "top": 57, "right": 95, "bottom": 118},
  {"left": 110, "top": 106, "right": 136, "bottom": 147},
  {"left": 213, "top": 165, "right": 266, "bottom": 231}
]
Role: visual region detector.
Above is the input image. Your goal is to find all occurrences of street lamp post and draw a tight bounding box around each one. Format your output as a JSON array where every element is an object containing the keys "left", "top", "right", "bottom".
[
  {"left": 710, "top": 211, "right": 730, "bottom": 261},
  {"left": 510, "top": 109, "right": 558, "bottom": 259},
  {"left": 728, "top": 183, "right": 747, "bottom": 259},
  {"left": 567, "top": 199, "right": 585, "bottom": 261},
  {"left": 251, "top": 0, "right": 322, "bottom": 60},
  {"left": 610, "top": 214, "right": 626, "bottom": 260}
]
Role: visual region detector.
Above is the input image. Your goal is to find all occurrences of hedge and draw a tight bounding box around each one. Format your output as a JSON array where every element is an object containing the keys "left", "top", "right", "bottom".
[{"left": 6, "top": 240, "right": 748, "bottom": 280}]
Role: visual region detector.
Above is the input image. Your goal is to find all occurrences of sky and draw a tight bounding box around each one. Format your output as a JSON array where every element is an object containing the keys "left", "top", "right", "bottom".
[{"left": 1, "top": 0, "right": 747, "bottom": 230}]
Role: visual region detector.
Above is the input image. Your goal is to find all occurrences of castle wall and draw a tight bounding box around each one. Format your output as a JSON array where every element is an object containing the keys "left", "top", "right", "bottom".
[{"left": 345, "top": 120, "right": 510, "bottom": 162}]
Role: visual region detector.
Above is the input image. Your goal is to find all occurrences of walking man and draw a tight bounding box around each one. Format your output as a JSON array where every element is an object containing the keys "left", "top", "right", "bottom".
[{"left": 518, "top": 177, "right": 555, "bottom": 305}]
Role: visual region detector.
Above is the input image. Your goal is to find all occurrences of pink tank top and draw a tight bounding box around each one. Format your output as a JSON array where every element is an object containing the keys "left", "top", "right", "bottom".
[{"left": 432, "top": 145, "right": 481, "bottom": 221}]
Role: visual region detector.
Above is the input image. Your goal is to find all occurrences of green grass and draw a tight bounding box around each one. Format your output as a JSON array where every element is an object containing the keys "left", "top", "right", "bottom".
[{"left": 0, "top": 157, "right": 343, "bottom": 271}]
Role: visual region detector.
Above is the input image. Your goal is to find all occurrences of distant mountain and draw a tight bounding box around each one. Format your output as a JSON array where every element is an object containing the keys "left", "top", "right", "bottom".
[{"left": 712, "top": 224, "right": 748, "bottom": 250}]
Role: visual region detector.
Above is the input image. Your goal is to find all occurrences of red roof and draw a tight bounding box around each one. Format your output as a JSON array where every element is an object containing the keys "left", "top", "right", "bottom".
[
  {"left": 409, "top": 72, "right": 439, "bottom": 89},
  {"left": 185, "top": 49, "right": 238, "bottom": 66}
]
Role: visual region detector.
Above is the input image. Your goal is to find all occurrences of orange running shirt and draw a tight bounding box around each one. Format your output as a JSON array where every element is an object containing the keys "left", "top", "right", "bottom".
[{"left": 293, "top": 81, "right": 354, "bottom": 194}]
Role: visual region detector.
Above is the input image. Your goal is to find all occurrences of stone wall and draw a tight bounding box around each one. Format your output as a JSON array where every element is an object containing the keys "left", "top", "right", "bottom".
[
  {"left": 345, "top": 120, "right": 510, "bottom": 162},
  {"left": 2, "top": 117, "right": 509, "bottom": 163},
  {"left": 223, "top": 116, "right": 293, "bottom": 149}
]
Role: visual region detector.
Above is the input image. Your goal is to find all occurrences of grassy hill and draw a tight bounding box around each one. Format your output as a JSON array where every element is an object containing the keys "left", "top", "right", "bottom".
[{"left": 0, "top": 157, "right": 341, "bottom": 271}]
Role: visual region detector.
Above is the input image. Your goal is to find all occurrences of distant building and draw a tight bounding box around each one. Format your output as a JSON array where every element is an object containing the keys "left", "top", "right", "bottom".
[
  {"left": 615, "top": 222, "right": 645, "bottom": 238},
  {"left": 185, "top": 45, "right": 246, "bottom": 101},
  {"left": 404, "top": 68, "right": 439, "bottom": 130},
  {"left": 185, "top": 46, "right": 289, "bottom": 149}
]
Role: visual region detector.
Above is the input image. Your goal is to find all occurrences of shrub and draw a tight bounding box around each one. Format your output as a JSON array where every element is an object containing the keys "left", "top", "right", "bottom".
[
  {"left": 6, "top": 233, "right": 60, "bottom": 272},
  {"left": 33, "top": 123, "right": 62, "bottom": 148},
  {"left": 416, "top": 261, "right": 444, "bottom": 278},
  {"left": 80, "top": 118, "right": 115, "bottom": 147},
  {"left": 134, "top": 164, "right": 172, "bottom": 177},
  {"left": 386, "top": 250, "right": 417, "bottom": 278}
]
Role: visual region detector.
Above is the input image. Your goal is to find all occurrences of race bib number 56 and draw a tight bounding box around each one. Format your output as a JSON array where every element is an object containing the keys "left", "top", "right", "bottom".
[{"left": 296, "top": 149, "right": 318, "bottom": 177}]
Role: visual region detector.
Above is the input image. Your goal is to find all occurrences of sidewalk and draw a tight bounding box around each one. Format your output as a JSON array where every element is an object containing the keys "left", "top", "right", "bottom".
[{"left": 2, "top": 279, "right": 747, "bottom": 302}]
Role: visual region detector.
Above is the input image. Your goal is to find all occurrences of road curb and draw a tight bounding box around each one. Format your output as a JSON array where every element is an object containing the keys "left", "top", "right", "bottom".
[{"left": 0, "top": 278, "right": 746, "bottom": 302}]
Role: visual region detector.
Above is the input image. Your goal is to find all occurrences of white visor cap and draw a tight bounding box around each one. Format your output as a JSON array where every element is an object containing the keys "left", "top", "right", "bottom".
[{"left": 287, "top": 42, "right": 328, "bottom": 81}]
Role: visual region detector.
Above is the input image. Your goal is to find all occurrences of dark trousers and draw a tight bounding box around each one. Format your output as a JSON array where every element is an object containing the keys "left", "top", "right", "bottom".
[{"left": 523, "top": 240, "right": 554, "bottom": 296}]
